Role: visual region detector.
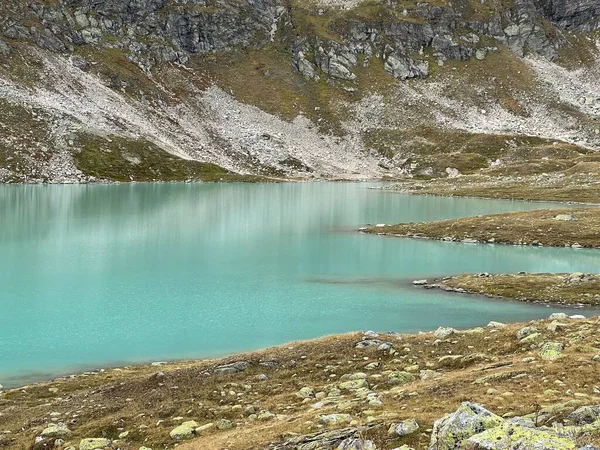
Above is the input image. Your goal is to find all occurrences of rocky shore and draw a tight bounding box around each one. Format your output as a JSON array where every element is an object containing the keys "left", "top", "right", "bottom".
[
  {"left": 413, "top": 273, "right": 600, "bottom": 307},
  {"left": 3, "top": 315, "right": 600, "bottom": 449}
]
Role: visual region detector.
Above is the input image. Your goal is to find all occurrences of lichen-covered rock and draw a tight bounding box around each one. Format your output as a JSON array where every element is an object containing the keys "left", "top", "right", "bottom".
[
  {"left": 79, "top": 438, "right": 112, "bottom": 450},
  {"left": 339, "top": 379, "right": 369, "bottom": 390},
  {"left": 428, "top": 402, "right": 504, "bottom": 450},
  {"left": 388, "top": 371, "right": 415, "bottom": 385},
  {"left": 464, "top": 422, "right": 577, "bottom": 449},
  {"left": 319, "top": 414, "right": 352, "bottom": 426},
  {"left": 566, "top": 405, "right": 600, "bottom": 425},
  {"left": 516, "top": 326, "right": 539, "bottom": 339},
  {"left": 169, "top": 420, "right": 199, "bottom": 440},
  {"left": 216, "top": 419, "right": 235, "bottom": 430},
  {"left": 540, "top": 342, "right": 564, "bottom": 360},
  {"left": 40, "top": 422, "right": 71, "bottom": 437},
  {"left": 297, "top": 387, "right": 315, "bottom": 398},
  {"left": 438, "top": 355, "right": 464, "bottom": 367},
  {"left": 520, "top": 333, "right": 543, "bottom": 344},
  {"left": 388, "top": 418, "right": 419, "bottom": 437},
  {"left": 257, "top": 410, "right": 276, "bottom": 421}
]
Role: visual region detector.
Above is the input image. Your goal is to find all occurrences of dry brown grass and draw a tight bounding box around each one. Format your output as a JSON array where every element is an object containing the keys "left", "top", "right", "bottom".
[
  {"left": 386, "top": 171, "right": 600, "bottom": 203},
  {"left": 4, "top": 318, "right": 600, "bottom": 449},
  {"left": 365, "top": 207, "right": 600, "bottom": 248},
  {"left": 440, "top": 273, "right": 600, "bottom": 306}
]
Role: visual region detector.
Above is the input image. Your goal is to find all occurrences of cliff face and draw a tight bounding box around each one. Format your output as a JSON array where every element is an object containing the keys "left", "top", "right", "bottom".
[{"left": 0, "top": 0, "right": 599, "bottom": 182}]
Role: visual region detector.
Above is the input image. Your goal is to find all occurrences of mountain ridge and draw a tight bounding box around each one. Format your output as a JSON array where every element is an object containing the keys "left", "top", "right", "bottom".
[{"left": 0, "top": 0, "right": 599, "bottom": 183}]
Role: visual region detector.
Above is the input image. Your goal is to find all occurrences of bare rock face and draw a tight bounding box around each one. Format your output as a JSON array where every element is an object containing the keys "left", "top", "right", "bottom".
[{"left": 535, "top": 0, "right": 600, "bottom": 32}]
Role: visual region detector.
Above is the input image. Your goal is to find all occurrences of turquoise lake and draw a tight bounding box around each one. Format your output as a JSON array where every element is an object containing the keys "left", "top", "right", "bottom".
[{"left": 1, "top": 182, "right": 599, "bottom": 387}]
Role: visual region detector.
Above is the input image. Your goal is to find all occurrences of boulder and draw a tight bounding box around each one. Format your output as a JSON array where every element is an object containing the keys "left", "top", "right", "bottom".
[
  {"left": 428, "top": 402, "right": 504, "bottom": 450},
  {"left": 79, "top": 438, "right": 112, "bottom": 450},
  {"left": 464, "top": 422, "right": 576, "bottom": 449},
  {"left": 388, "top": 418, "right": 419, "bottom": 437}
]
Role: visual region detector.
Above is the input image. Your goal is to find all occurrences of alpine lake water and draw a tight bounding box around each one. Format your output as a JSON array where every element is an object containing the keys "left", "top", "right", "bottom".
[{"left": 1, "top": 182, "right": 599, "bottom": 388}]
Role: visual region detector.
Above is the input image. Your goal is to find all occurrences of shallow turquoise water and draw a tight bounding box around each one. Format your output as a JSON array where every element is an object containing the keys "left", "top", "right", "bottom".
[{"left": 0, "top": 182, "right": 598, "bottom": 387}]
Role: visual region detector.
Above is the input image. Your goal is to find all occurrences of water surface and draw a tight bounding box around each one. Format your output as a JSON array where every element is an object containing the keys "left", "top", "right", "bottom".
[{"left": 0, "top": 183, "right": 597, "bottom": 387}]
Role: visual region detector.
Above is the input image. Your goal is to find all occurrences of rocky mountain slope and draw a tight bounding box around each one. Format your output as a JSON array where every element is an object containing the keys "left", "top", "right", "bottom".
[{"left": 0, "top": 0, "right": 599, "bottom": 183}]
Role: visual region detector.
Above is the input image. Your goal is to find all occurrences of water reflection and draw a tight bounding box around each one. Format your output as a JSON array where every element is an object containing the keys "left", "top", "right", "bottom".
[{"left": 0, "top": 182, "right": 596, "bottom": 387}]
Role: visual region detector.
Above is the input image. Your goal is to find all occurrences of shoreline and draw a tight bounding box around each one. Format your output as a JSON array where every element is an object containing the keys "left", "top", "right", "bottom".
[
  {"left": 1, "top": 297, "right": 597, "bottom": 391},
  {"left": 372, "top": 186, "right": 600, "bottom": 206},
  {"left": 363, "top": 207, "right": 600, "bottom": 249},
  {"left": 4, "top": 315, "right": 600, "bottom": 449}
]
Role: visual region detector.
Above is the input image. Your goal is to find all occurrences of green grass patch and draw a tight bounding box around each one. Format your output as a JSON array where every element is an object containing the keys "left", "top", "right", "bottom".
[{"left": 73, "top": 134, "right": 265, "bottom": 182}]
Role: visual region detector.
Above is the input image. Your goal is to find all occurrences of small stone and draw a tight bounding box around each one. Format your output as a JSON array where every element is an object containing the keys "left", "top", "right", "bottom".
[
  {"left": 516, "top": 326, "right": 538, "bottom": 339},
  {"left": 216, "top": 419, "right": 235, "bottom": 430},
  {"left": 547, "top": 321, "right": 567, "bottom": 332},
  {"left": 388, "top": 371, "right": 415, "bottom": 385},
  {"left": 169, "top": 421, "right": 199, "bottom": 440},
  {"left": 318, "top": 414, "right": 352, "bottom": 426},
  {"left": 549, "top": 313, "right": 568, "bottom": 320},
  {"left": 297, "top": 387, "right": 314, "bottom": 398},
  {"left": 487, "top": 321, "right": 507, "bottom": 328},
  {"left": 434, "top": 327, "right": 457, "bottom": 339},
  {"left": 118, "top": 431, "right": 129, "bottom": 439},
  {"left": 554, "top": 214, "right": 577, "bottom": 221},
  {"left": 519, "top": 333, "right": 542, "bottom": 344},
  {"left": 195, "top": 423, "right": 214, "bottom": 434},
  {"left": 257, "top": 410, "right": 276, "bottom": 421},
  {"left": 420, "top": 369, "right": 441, "bottom": 380}
]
